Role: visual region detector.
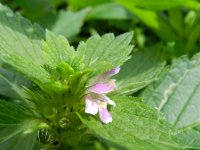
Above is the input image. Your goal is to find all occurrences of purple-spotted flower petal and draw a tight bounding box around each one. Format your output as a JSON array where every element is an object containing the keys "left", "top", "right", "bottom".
[
  {"left": 99, "top": 108, "right": 112, "bottom": 124},
  {"left": 85, "top": 96, "right": 98, "bottom": 115},
  {"left": 105, "top": 66, "right": 120, "bottom": 76}
]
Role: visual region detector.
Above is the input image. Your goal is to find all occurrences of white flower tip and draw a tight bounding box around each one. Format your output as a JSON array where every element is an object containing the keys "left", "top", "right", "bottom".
[
  {"left": 85, "top": 109, "right": 97, "bottom": 115},
  {"left": 106, "top": 67, "right": 120, "bottom": 76},
  {"left": 104, "top": 96, "right": 116, "bottom": 107},
  {"left": 108, "top": 100, "right": 116, "bottom": 107},
  {"left": 103, "top": 118, "right": 112, "bottom": 124},
  {"left": 85, "top": 97, "right": 98, "bottom": 115}
]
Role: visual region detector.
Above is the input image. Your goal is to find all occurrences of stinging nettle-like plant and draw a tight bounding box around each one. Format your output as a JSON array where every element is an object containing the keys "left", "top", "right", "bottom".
[{"left": 0, "top": 3, "right": 199, "bottom": 150}]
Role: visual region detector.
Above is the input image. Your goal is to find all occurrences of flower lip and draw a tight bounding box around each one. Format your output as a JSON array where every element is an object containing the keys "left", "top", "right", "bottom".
[
  {"left": 84, "top": 67, "right": 120, "bottom": 124},
  {"left": 85, "top": 93, "right": 116, "bottom": 124}
]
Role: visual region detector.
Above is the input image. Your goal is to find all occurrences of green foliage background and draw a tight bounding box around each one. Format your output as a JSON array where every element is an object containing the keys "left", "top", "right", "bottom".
[{"left": 0, "top": 0, "right": 200, "bottom": 150}]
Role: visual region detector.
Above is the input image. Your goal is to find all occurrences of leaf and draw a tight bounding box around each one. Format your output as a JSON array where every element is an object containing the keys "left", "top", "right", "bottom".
[
  {"left": 68, "top": 0, "right": 111, "bottom": 10},
  {"left": 112, "top": 45, "right": 165, "bottom": 95},
  {"left": 116, "top": 0, "right": 200, "bottom": 10},
  {"left": 0, "top": 4, "right": 133, "bottom": 84},
  {"left": 0, "top": 67, "right": 31, "bottom": 99},
  {"left": 76, "top": 32, "right": 133, "bottom": 75},
  {"left": 141, "top": 53, "right": 200, "bottom": 149},
  {"left": 168, "top": 8, "right": 183, "bottom": 38},
  {"left": 12, "top": 0, "right": 63, "bottom": 22},
  {"left": 176, "top": 124, "right": 200, "bottom": 149},
  {"left": 0, "top": 101, "right": 47, "bottom": 150},
  {"left": 0, "top": 3, "right": 44, "bottom": 63},
  {"left": 42, "top": 30, "right": 75, "bottom": 67},
  {"left": 51, "top": 8, "right": 90, "bottom": 38},
  {"left": 3, "top": 54, "right": 50, "bottom": 84},
  {"left": 0, "top": 4, "right": 50, "bottom": 84},
  {"left": 142, "top": 53, "right": 200, "bottom": 128},
  {"left": 79, "top": 96, "right": 186, "bottom": 150},
  {"left": 87, "top": 3, "right": 132, "bottom": 20},
  {"left": 115, "top": 3, "right": 178, "bottom": 42}
]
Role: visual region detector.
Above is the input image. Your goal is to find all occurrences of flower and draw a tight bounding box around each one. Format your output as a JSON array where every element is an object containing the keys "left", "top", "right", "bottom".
[{"left": 85, "top": 67, "right": 120, "bottom": 124}]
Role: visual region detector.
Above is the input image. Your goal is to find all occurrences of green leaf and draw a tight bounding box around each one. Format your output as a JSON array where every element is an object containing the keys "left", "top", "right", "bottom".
[
  {"left": 0, "top": 3, "right": 44, "bottom": 63},
  {"left": 112, "top": 45, "right": 165, "bottom": 95},
  {"left": 116, "top": 0, "right": 200, "bottom": 10},
  {"left": 142, "top": 53, "right": 200, "bottom": 128},
  {"left": 115, "top": 3, "right": 178, "bottom": 42},
  {"left": 3, "top": 54, "right": 50, "bottom": 84},
  {"left": 0, "top": 67, "right": 31, "bottom": 99},
  {"left": 79, "top": 96, "right": 186, "bottom": 150},
  {"left": 0, "top": 4, "right": 50, "bottom": 84},
  {"left": 68, "top": 0, "right": 111, "bottom": 10},
  {"left": 42, "top": 30, "right": 75, "bottom": 67},
  {"left": 0, "top": 4, "right": 133, "bottom": 84},
  {"left": 141, "top": 53, "right": 200, "bottom": 149},
  {"left": 76, "top": 32, "right": 133, "bottom": 75},
  {"left": 168, "top": 8, "right": 183, "bottom": 38},
  {"left": 87, "top": 3, "right": 132, "bottom": 20},
  {"left": 0, "top": 101, "right": 47, "bottom": 150},
  {"left": 51, "top": 8, "right": 90, "bottom": 38},
  {"left": 177, "top": 124, "right": 200, "bottom": 149}
]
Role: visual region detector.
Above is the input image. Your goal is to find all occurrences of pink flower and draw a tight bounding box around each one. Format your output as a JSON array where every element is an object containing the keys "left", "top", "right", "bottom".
[{"left": 85, "top": 67, "right": 120, "bottom": 124}]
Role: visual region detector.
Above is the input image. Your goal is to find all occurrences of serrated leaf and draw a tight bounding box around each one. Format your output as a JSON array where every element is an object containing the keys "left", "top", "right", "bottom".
[
  {"left": 4, "top": 55, "right": 50, "bottom": 84},
  {"left": 51, "top": 8, "right": 90, "bottom": 38},
  {"left": 79, "top": 96, "right": 186, "bottom": 150},
  {"left": 0, "top": 101, "right": 47, "bottom": 150},
  {"left": 111, "top": 45, "right": 165, "bottom": 95},
  {"left": 76, "top": 32, "right": 133, "bottom": 75},
  {"left": 0, "top": 3, "right": 132, "bottom": 84},
  {"left": 0, "top": 4, "right": 50, "bottom": 84},
  {"left": 42, "top": 30, "right": 75, "bottom": 67},
  {"left": 141, "top": 53, "right": 200, "bottom": 149},
  {"left": 0, "top": 3, "right": 44, "bottom": 63}
]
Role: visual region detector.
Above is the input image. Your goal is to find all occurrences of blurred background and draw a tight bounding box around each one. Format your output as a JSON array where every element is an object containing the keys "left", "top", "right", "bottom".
[{"left": 1, "top": 0, "right": 200, "bottom": 61}]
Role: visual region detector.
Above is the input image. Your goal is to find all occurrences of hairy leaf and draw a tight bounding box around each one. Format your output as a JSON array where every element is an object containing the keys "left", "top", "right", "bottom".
[
  {"left": 0, "top": 3, "right": 44, "bottom": 63},
  {"left": 76, "top": 32, "right": 133, "bottom": 75},
  {"left": 3, "top": 55, "right": 50, "bottom": 84},
  {"left": 112, "top": 46, "right": 165, "bottom": 95},
  {"left": 177, "top": 124, "right": 200, "bottom": 149},
  {"left": 79, "top": 96, "right": 186, "bottom": 150},
  {"left": 42, "top": 30, "right": 75, "bottom": 67},
  {"left": 0, "top": 4, "right": 50, "bottom": 83},
  {"left": 141, "top": 53, "right": 200, "bottom": 149},
  {"left": 0, "top": 67, "right": 31, "bottom": 99},
  {"left": 0, "top": 101, "right": 47, "bottom": 150}
]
